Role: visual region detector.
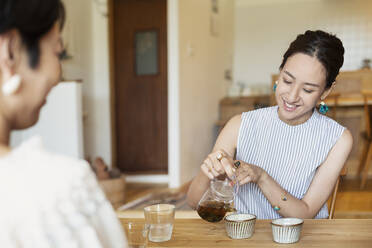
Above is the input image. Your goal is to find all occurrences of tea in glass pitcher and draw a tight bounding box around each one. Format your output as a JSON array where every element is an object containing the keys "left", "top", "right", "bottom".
[{"left": 197, "top": 177, "right": 238, "bottom": 222}]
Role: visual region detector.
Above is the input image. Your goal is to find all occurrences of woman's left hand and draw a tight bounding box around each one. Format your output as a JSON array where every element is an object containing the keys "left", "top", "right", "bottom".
[{"left": 235, "top": 161, "right": 266, "bottom": 185}]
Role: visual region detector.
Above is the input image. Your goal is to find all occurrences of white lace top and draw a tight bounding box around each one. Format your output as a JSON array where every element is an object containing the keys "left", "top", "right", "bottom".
[{"left": 0, "top": 137, "right": 127, "bottom": 247}]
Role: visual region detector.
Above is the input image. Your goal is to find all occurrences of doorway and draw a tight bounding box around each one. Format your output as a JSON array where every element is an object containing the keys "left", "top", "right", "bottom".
[{"left": 111, "top": 0, "right": 168, "bottom": 174}]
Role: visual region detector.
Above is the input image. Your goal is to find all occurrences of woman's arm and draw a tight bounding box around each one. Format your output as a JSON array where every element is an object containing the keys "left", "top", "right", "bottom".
[
  {"left": 186, "top": 115, "right": 242, "bottom": 209},
  {"left": 236, "top": 129, "right": 353, "bottom": 219}
]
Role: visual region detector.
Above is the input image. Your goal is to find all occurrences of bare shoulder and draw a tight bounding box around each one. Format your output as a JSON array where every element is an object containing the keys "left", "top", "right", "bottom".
[
  {"left": 225, "top": 114, "right": 242, "bottom": 130},
  {"left": 221, "top": 114, "right": 242, "bottom": 139},
  {"left": 213, "top": 114, "right": 242, "bottom": 155},
  {"left": 329, "top": 128, "right": 353, "bottom": 157},
  {"left": 338, "top": 128, "right": 353, "bottom": 149}
]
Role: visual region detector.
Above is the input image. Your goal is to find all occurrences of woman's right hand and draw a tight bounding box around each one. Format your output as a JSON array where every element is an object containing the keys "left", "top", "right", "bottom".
[{"left": 200, "top": 149, "right": 235, "bottom": 180}]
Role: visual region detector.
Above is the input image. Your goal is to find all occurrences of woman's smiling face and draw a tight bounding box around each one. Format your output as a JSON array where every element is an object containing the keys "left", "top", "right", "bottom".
[{"left": 275, "top": 52, "right": 328, "bottom": 125}]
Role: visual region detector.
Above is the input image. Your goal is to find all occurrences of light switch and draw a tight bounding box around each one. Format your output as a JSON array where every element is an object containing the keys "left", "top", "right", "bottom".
[{"left": 187, "top": 43, "right": 195, "bottom": 57}]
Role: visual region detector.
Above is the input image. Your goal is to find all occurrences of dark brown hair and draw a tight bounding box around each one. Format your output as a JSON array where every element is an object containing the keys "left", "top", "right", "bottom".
[
  {"left": 0, "top": 0, "right": 65, "bottom": 68},
  {"left": 280, "top": 30, "right": 344, "bottom": 89}
]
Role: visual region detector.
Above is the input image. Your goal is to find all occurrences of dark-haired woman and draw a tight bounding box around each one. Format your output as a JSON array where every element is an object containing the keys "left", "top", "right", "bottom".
[
  {"left": 0, "top": 0, "right": 127, "bottom": 246},
  {"left": 187, "top": 30, "right": 353, "bottom": 219}
]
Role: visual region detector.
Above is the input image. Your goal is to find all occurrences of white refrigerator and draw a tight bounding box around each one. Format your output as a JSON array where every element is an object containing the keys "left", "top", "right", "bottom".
[{"left": 10, "top": 81, "right": 84, "bottom": 159}]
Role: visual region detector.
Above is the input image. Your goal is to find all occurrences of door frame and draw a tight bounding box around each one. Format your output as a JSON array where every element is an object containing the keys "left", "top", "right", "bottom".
[{"left": 107, "top": 0, "right": 181, "bottom": 187}]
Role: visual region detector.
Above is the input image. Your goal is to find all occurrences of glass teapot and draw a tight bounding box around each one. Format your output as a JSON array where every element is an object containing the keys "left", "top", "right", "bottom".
[{"left": 197, "top": 162, "right": 240, "bottom": 222}]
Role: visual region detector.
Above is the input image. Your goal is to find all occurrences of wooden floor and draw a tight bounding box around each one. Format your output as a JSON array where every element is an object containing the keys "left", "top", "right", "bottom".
[
  {"left": 123, "top": 178, "right": 372, "bottom": 218},
  {"left": 124, "top": 183, "right": 168, "bottom": 203},
  {"left": 334, "top": 177, "right": 372, "bottom": 218}
]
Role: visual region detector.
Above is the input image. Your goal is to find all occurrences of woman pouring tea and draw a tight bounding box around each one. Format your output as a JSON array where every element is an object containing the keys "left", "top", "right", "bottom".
[{"left": 187, "top": 30, "right": 353, "bottom": 219}]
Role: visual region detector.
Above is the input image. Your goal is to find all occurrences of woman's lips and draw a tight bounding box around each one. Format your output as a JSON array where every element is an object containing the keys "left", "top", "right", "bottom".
[{"left": 283, "top": 100, "right": 298, "bottom": 112}]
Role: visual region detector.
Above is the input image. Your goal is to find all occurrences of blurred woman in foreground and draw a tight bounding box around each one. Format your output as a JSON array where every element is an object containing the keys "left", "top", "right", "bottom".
[{"left": 0, "top": 0, "right": 127, "bottom": 247}]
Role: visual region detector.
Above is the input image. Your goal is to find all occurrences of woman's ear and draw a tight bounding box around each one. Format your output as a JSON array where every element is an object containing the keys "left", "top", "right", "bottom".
[
  {"left": 0, "top": 30, "right": 22, "bottom": 71},
  {"left": 0, "top": 30, "right": 22, "bottom": 95},
  {"left": 320, "top": 81, "right": 336, "bottom": 101},
  {"left": 0, "top": 35, "right": 14, "bottom": 80}
]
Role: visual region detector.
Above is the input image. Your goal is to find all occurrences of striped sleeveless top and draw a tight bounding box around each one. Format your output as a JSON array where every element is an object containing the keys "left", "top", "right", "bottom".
[{"left": 235, "top": 106, "right": 345, "bottom": 219}]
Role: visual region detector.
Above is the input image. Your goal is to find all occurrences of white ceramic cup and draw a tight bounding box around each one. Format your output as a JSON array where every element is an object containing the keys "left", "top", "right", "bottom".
[
  {"left": 224, "top": 213, "right": 256, "bottom": 239},
  {"left": 271, "top": 218, "right": 303, "bottom": 244}
]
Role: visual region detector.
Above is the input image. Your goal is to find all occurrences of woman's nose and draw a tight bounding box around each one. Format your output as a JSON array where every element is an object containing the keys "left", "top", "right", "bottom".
[{"left": 287, "top": 85, "right": 300, "bottom": 103}]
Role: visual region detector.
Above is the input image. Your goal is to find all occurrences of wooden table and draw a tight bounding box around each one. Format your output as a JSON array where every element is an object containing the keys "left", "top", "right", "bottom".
[{"left": 120, "top": 218, "right": 372, "bottom": 247}]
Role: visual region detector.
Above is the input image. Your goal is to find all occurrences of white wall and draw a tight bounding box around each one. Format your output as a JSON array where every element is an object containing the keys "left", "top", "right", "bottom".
[
  {"left": 87, "top": 1, "right": 112, "bottom": 166},
  {"left": 233, "top": 0, "right": 372, "bottom": 89},
  {"left": 61, "top": 0, "right": 235, "bottom": 186},
  {"left": 62, "top": 0, "right": 113, "bottom": 165},
  {"left": 178, "top": 0, "right": 235, "bottom": 184},
  {"left": 167, "top": 0, "right": 181, "bottom": 187}
]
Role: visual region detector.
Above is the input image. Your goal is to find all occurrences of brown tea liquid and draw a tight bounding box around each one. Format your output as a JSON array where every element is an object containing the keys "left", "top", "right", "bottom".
[{"left": 197, "top": 200, "right": 229, "bottom": 222}]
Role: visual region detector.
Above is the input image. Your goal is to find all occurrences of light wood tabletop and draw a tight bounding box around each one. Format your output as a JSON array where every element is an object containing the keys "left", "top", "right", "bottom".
[{"left": 119, "top": 217, "right": 372, "bottom": 247}]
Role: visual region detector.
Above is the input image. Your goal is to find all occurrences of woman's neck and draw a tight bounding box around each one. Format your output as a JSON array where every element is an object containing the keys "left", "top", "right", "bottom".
[{"left": 0, "top": 115, "right": 11, "bottom": 156}]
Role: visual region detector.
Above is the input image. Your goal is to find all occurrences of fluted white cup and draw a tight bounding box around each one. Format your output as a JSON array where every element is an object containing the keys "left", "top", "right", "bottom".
[
  {"left": 271, "top": 218, "right": 303, "bottom": 244},
  {"left": 224, "top": 213, "right": 256, "bottom": 239}
]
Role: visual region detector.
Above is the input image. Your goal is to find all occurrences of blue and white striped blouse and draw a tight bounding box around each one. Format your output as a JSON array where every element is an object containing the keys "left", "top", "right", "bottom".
[{"left": 234, "top": 106, "right": 345, "bottom": 219}]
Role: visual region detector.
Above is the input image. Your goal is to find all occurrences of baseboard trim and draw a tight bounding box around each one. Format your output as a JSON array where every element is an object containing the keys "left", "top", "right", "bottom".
[{"left": 125, "top": 174, "right": 169, "bottom": 184}]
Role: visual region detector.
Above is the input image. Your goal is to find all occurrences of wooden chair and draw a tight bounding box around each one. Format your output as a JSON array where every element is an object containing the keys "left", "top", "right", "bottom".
[
  {"left": 323, "top": 93, "right": 340, "bottom": 120},
  {"left": 324, "top": 94, "right": 344, "bottom": 219},
  {"left": 328, "top": 167, "right": 347, "bottom": 219},
  {"left": 358, "top": 91, "right": 372, "bottom": 189}
]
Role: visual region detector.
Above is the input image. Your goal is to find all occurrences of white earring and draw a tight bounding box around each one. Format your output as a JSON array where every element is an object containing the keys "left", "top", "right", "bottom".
[{"left": 2, "top": 74, "right": 21, "bottom": 96}]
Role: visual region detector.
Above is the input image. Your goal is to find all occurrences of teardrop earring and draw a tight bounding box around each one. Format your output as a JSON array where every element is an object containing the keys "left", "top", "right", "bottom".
[
  {"left": 273, "top": 81, "right": 278, "bottom": 92},
  {"left": 2, "top": 74, "right": 21, "bottom": 96}
]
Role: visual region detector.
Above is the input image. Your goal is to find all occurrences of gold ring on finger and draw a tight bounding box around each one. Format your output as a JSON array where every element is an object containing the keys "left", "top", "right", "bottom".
[{"left": 216, "top": 152, "right": 224, "bottom": 161}]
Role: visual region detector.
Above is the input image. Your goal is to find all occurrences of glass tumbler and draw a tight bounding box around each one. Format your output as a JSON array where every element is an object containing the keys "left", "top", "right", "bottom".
[{"left": 144, "top": 204, "right": 175, "bottom": 242}]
